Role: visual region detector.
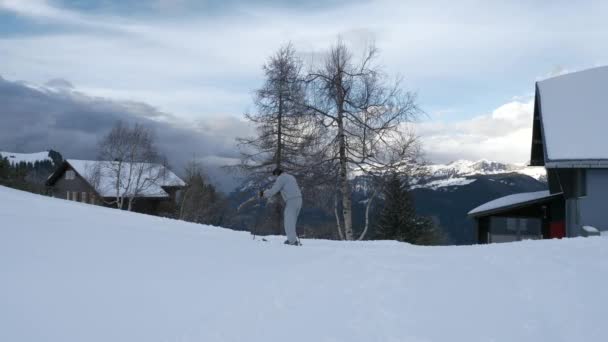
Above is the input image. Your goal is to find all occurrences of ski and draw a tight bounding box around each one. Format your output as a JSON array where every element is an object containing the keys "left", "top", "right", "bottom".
[{"left": 237, "top": 195, "right": 259, "bottom": 212}]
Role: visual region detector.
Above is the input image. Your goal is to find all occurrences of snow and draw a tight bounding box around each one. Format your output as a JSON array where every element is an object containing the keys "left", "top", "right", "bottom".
[
  {"left": 67, "top": 159, "right": 185, "bottom": 198},
  {"left": 468, "top": 190, "right": 556, "bottom": 216},
  {"left": 0, "top": 151, "right": 52, "bottom": 165},
  {"left": 537, "top": 66, "right": 608, "bottom": 161},
  {"left": 2, "top": 185, "right": 608, "bottom": 342},
  {"left": 514, "top": 165, "right": 547, "bottom": 181},
  {"left": 582, "top": 226, "right": 601, "bottom": 237},
  {"left": 412, "top": 177, "right": 476, "bottom": 190},
  {"left": 427, "top": 159, "right": 546, "bottom": 181},
  {"left": 414, "top": 159, "right": 546, "bottom": 190}
]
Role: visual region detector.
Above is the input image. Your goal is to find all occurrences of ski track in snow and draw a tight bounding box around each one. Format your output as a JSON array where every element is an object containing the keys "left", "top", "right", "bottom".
[{"left": 1, "top": 185, "right": 607, "bottom": 342}]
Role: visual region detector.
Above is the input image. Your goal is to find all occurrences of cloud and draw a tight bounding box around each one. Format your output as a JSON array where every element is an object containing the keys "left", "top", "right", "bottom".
[
  {"left": 2, "top": 0, "right": 608, "bottom": 180},
  {"left": 0, "top": 76, "right": 252, "bottom": 191},
  {"left": 417, "top": 99, "right": 535, "bottom": 164},
  {"left": 2, "top": 0, "right": 608, "bottom": 123}
]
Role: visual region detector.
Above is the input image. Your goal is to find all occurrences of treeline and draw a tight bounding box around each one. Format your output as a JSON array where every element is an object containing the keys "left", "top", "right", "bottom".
[{"left": 0, "top": 150, "right": 62, "bottom": 193}]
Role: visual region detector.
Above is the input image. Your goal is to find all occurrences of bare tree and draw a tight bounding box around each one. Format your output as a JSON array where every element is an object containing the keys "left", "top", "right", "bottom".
[
  {"left": 304, "top": 40, "right": 421, "bottom": 240},
  {"left": 95, "top": 121, "right": 163, "bottom": 211},
  {"left": 356, "top": 131, "right": 426, "bottom": 240},
  {"left": 237, "top": 43, "right": 327, "bottom": 235},
  {"left": 238, "top": 43, "right": 314, "bottom": 176}
]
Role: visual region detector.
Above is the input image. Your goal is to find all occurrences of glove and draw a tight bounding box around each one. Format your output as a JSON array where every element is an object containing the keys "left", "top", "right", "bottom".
[{"left": 259, "top": 190, "right": 264, "bottom": 198}]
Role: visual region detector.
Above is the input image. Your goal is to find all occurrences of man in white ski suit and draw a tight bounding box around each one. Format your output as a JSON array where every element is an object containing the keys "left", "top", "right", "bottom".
[{"left": 260, "top": 168, "right": 302, "bottom": 245}]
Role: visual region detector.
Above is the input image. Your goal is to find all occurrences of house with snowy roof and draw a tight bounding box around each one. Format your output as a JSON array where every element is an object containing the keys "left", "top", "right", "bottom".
[
  {"left": 46, "top": 159, "right": 185, "bottom": 215},
  {"left": 469, "top": 66, "right": 608, "bottom": 243}
]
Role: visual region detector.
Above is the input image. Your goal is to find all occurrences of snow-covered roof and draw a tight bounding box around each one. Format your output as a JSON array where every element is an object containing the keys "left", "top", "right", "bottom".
[
  {"left": 537, "top": 66, "right": 608, "bottom": 165},
  {"left": 0, "top": 151, "right": 52, "bottom": 165},
  {"left": 468, "top": 190, "right": 561, "bottom": 217},
  {"left": 66, "top": 159, "right": 185, "bottom": 198}
]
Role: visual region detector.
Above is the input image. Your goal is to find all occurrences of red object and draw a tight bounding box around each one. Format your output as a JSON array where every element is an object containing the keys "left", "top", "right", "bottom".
[{"left": 549, "top": 221, "right": 566, "bottom": 239}]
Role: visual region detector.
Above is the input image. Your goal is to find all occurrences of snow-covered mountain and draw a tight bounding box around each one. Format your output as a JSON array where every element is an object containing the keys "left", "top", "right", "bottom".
[
  {"left": 426, "top": 159, "right": 546, "bottom": 182},
  {"left": 409, "top": 160, "right": 546, "bottom": 190}
]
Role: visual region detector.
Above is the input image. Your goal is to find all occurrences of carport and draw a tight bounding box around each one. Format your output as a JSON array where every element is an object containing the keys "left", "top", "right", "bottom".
[{"left": 468, "top": 191, "right": 565, "bottom": 244}]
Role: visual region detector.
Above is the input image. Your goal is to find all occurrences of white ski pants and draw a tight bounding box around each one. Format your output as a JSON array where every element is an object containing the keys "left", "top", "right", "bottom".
[{"left": 284, "top": 196, "right": 302, "bottom": 243}]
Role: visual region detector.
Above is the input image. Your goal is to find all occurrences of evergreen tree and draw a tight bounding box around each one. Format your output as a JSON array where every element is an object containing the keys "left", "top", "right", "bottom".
[
  {"left": 375, "top": 173, "right": 442, "bottom": 245},
  {"left": 0, "top": 157, "right": 10, "bottom": 185},
  {"left": 48, "top": 149, "right": 63, "bottom": 166}
]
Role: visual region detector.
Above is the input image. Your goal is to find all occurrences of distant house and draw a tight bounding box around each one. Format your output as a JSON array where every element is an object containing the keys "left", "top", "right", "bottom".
[
  {"left": 469, "top": 66, "right": 608, "bottom": 243},
  {"left": 46, "top": 159, "right": 186, "bottom": 215}
]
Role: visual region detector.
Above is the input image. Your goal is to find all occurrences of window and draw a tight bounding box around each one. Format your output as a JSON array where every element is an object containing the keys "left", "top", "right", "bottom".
[
  {"left": 72, "top": 191, "right": 79, "bottom": 201},
  {"left": 65, "top": 170, "right": 75, "bottom": 180},
  {"left": 66, "top": 191, "right": 70, "bottom": 200},
  {"left": 81, "top": 192, "right": 87, "bottom": 203},
  {"left": 489, "top": 217, "right": 542, "bottom": 243}
]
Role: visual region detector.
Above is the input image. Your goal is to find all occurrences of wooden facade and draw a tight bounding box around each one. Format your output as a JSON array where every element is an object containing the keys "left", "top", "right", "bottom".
[{"left": 46, "top": 160, "right": 184, "bottom": 216}]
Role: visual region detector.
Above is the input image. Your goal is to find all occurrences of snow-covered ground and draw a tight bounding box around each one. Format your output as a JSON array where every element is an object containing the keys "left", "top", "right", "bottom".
[
  {"left": 0, "top": 151, "right": 52, "bottom": 165},
  {"left": 1, "top": 185, "right": 607, "bottom": 342}
]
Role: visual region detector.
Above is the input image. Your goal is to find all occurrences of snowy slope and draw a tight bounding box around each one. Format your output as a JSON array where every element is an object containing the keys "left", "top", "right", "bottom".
[
  {"left": 0, "top": 151, "right": 52, "bottom": 165},
  {"left": 411, "top": 176, "right": 476, "bottom": 190},
  {"left": 1, "top": 185, "right": 608, "bottom": 342}
]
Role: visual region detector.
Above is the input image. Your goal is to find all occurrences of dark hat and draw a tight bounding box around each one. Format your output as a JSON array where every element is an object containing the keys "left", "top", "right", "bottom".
[{"left": 272, "top": 167, "right": 283, "bottom": 176}]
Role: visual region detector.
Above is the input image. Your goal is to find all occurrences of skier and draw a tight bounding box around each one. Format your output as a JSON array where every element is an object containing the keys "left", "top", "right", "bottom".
[{"left": 259, "top": 168, "right": 302, "bottom": 245}]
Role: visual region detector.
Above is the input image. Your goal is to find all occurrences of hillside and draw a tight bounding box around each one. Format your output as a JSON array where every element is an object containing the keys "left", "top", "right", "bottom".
[{"left": 1, "top": 185, "right": 607, "bottom": 342}]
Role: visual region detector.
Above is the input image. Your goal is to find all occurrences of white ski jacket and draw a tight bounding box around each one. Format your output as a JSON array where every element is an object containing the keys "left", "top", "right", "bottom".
[{"left": 264, "top": 173, "right": 302, "bottom": 201}]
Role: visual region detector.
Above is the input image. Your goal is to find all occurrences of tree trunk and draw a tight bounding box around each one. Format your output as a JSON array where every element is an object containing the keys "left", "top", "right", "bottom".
[
  {"left": 276, "top": 93, "right": 283, "bottom": 169},
  {"left": 358, "top": 188, "right": 379, "bottom": 241},
  {"left": 334, "top": 190, "right": 344, "bottom": 240},
  {"left": 179, "top": 187, "right": 191, "bottom": 220},
  {"left": 337, "top": 114, "right": 353, "bottom": 240}
]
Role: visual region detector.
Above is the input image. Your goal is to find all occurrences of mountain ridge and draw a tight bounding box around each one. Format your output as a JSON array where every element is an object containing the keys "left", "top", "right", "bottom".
[{"left": 425, "top": 159, "right": 546, "bottom": 183}]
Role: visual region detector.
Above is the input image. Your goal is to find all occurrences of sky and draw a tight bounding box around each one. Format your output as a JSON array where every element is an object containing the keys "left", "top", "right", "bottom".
[{"left": 1, "top": 0, "right": 608, "bottom": 189}]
